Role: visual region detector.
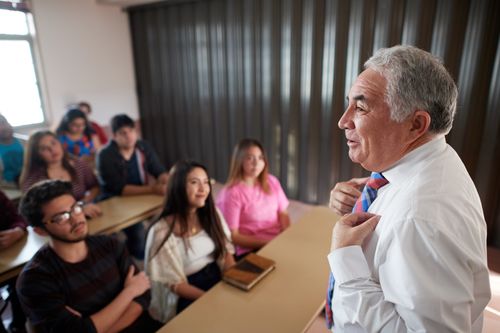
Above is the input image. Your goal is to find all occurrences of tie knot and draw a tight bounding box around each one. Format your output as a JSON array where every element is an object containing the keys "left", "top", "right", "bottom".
[{"left": 367, "top": 172, "right": 389, "bottom": 190}]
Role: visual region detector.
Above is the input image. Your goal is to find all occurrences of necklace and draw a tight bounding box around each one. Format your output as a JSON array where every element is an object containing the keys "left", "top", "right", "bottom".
[
  {"left": 190, "top": 226, "right": 197, "bottom": 235},
  {"left": 187, "top": 212, "right": 200, "bottom": 235}
]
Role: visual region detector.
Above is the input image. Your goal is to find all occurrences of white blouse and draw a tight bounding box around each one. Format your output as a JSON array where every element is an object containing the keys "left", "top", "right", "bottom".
[
  {"left": 145, "top": 209, "right": 234, "bottom": 323},
  {"left": 174, "top": 230, "right": 216, "bottom": 276}
]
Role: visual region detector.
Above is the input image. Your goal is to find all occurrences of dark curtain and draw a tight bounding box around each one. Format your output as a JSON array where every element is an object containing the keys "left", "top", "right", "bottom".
[{"left": 128, "top": 0, "right": 500, "bottom": 247}]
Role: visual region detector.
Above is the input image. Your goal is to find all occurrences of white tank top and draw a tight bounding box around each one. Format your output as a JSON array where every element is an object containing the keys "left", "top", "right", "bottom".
[{"left": 173, "top": 230, "right": 215, "bottom": 276}]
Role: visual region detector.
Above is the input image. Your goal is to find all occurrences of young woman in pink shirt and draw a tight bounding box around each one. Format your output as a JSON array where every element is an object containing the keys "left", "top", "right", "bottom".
[{"left": 216, "top": 138, "right": 290, "bottom": 258}]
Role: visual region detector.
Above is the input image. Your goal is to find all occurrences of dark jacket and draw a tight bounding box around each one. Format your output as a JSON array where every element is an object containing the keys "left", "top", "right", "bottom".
[{"left": 96, "top": 139, "right": 165, "bottom": 199}]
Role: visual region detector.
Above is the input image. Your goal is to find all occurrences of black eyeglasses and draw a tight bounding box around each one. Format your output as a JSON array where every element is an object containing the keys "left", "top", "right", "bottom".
[{"left": 43, "top": 201, "right": 85, "bottom": 225}]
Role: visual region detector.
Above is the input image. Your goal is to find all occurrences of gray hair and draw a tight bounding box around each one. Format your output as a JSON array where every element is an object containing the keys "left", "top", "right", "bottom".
[{"left": 364, "top": 45, "right": 458, "bottom": 134}]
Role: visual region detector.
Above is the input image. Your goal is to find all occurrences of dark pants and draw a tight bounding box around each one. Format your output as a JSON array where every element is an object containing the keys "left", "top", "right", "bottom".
[
  {"left": 176, "top": 262, "right": 221, "bottom": 314},
  {"left": 123, "top": 223, "right": 146, "bottom": 260},
  {"left": 121, "top": 312, "right": 162, "bottom": 333},
  {"left": 96, "top": 194, "right": 145, "bottom": 260}
]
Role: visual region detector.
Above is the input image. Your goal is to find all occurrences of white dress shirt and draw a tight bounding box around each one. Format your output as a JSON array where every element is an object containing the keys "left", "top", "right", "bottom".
[{"left": 328, "top": 137, "right": 491, "bottom": 332}]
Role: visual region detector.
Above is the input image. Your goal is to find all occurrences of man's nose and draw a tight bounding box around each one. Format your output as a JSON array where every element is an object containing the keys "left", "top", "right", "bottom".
[
  {"left": 338, "top": 107, "right": 354, "bottom": 129},
  {"left": 69, "top": 214, "right": 80, "bottom": 225}
]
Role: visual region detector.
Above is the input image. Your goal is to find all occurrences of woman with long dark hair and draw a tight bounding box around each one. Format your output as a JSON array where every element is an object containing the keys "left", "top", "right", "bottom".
[
  {"left": 56, "top": 108, "right": 100, "bottom": 165},
  {"left": 216, "top": 138, "right": 290, "bottom": 258},
  {"left": 145, "top": 160, "right": 234, "bottom": 322},
  {"left": 19, "top": 130, "right": 101, "bottom": 218}
]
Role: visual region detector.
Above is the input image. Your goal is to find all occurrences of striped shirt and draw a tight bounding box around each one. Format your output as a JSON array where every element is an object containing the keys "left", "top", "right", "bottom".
[
  {"left": 21, "top": 158, "right": 98, "bottom": 201},
  {"left": 16, "top": 235, "right": 150, "bottom": 333}
]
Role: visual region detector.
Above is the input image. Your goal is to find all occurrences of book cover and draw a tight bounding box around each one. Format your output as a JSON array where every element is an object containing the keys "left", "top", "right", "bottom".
[{"left": 223, "top": 253, "right": 276, "bottom": 291}]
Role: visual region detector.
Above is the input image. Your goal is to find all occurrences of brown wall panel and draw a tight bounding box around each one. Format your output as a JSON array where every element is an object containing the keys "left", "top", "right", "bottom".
[{"left": 128, "top": 0, "right": 500, "bottom": 246}]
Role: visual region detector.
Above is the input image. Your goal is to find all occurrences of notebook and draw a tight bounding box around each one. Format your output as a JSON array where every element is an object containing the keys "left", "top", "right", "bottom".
[{"left": 223, "top": 253, "right": 276, "bottom": 291}]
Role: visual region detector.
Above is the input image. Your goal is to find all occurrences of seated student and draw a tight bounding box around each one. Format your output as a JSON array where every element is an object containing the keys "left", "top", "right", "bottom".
[
  {"left": 216, "top": 138, "right": 290, "bottom": 259},
  {"left": 20, "top": 131, "right": 101, "bottom": 218},
  {"left": 145, "top": 161, "right": 235, "bottom": 321},
  {"left": 0, "top": 114, "right": 24, "bottom": 184},
  {"left": 0, "top": 189, "right": 27, "bottom": 249},
  {"left": 78, "top": 101, "right": 108, "bottom": 145},
  {"left": 16, "top": 180, "right": 161, "bottom": 333},
  {"left": 96, "top": 114, "right": 169, "bottom": 259},
  {"left": 0, "top": 189, "right": 27, "bottom": 333},
  {"left": 56, "top": 108, "right": 100, "bottom": 165}
]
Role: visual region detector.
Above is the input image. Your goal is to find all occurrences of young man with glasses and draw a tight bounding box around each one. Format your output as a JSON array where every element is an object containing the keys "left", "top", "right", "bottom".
[{"left": 16, "top": 180, "right": 161, "bottom": 333}]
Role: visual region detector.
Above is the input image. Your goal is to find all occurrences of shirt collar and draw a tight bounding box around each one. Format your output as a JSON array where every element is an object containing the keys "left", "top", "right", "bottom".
[{"left": 382, "top": 136, "right": 447, "bottom": 186}]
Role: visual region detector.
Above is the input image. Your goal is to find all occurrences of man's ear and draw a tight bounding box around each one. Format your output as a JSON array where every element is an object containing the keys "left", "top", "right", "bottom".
[
  {"left": 410, "top": 110, "right": 431, "bottom": 138},
  {"left": 33, "top": 226, "right": 48, "bottom": 237}
]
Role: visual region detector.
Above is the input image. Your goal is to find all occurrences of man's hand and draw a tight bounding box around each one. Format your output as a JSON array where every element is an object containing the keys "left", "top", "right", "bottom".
[
  {"left": 330, "top": 212, "right": 380, "bottom": 251},
  {"left": 158, "top": 172, "right": 170, "bottom": 185},
  {"left": 329, "top": 177, "right": 369, "bottom": 215},
  {"left": 0, "top": 227, "right": 26, "bottom": 250},
  {"left": 83, "top": 203, "right": 102, "bottom": 219},
  {"left": 124, "top": 266, "right": 151, "bottom": 298},
  {"left": 151, "top": 182, "right": 167, "bottom": 196}
]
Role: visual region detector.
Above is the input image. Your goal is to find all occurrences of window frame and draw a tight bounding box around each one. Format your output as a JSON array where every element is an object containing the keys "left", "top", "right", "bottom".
[{"left": 0, "top": 3, "right": 49, "bottom": 129}]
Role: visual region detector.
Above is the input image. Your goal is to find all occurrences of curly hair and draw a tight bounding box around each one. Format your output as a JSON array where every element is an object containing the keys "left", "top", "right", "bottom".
[{"left": 19, "top": 179, "right": 73, "bottom": 228}]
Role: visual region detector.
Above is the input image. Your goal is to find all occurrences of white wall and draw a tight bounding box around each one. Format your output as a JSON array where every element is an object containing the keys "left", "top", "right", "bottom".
[{"left": 31, "top": 0, "right": 138, "bottom": 130}]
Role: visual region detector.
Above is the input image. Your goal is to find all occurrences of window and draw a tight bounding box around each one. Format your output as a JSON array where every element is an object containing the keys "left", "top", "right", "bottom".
[{"left": 0, "top": 2, "right": 45, "bottom": 127}]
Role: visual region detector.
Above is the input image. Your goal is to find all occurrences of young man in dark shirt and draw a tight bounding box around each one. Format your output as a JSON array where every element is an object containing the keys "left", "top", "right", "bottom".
[
  {"left": 96, "top": 114, "right": 169, "bottom": 259},
  {"left": 16, "top": 180, "right": 161, "bottom": 333}
]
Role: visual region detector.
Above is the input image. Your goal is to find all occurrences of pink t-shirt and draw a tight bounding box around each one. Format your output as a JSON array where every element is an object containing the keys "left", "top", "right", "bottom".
[{"left": 216, "top": 174, "right": 289, "bottom": 255}]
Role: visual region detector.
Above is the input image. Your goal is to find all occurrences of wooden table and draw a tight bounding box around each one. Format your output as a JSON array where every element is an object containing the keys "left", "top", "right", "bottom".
[
  {"left": 158, "top": 206, "right": 339, "bottom": 333},
  {"left": 0, "top": 194, "right": 164, "bottom": 284},
  {"left": 0, "top": 229, "right": 47, "bottom": 283},
  {"left": 87, "top": 194, "right": 164, "bottom": 234}
]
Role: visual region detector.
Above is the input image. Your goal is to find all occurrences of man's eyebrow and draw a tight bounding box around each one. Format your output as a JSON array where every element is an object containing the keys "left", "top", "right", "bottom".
[
  {"left": 346, "top": 94, "right": 366, "bottom": 102},
  {"left": 48, "top": 202, "right": 77, "bottom": 217}
]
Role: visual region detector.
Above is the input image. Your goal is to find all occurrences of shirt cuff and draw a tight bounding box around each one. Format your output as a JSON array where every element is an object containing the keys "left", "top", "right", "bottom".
[{"left": 327, "top": 245, "right": 371, "bottom": 284}]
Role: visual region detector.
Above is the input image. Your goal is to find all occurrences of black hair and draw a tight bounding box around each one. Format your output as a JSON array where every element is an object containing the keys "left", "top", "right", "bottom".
[
  {"left": 148, "top": 160, "right": 228, "bottom": 261},
  {"left": 56, "top": 108, "right": 93, "bottom": 138},
  {"left": 19, "top": 180, "right": 73, "bottom": 228},
  {"left": 78, "top": 101, "right": 91, "bottom": 113},
  {"left": 110, "top": 114, "right": 135, "bottom": 134}
]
